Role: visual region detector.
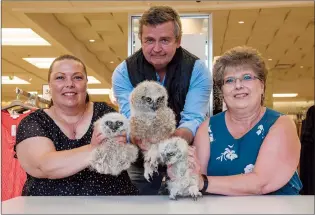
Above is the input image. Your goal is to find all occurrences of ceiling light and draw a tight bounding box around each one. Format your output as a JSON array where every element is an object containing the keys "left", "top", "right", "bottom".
[
  {"left": 274, "top": 64, "right": 292, "bottom": 69},
  {"left": 2, "top": 28, "right": 51, "bottom": 46},
  {"left": 300, "top": 66, "right": 304, "bottom": 68},
  {"left": 89, "top": 39, "right": 95, "bottom": 43},
  {"left": 87, "top": 88, "right": 111, "bottom": 95},
  {"left": 110, "top": 61, "right": 114, "bottom": 64},
  {"left": 273, "top": 93, "right": 298, "bottom": 98},
  {"left": 87, "top": 76, "right": 101, "bottom": 84},
  {"left": 238, "top": 21, "right": 244, "bottom": 24},
  {"left": 2, "top": 76, "right": 30, "bottom": 84},
  {"left": 23, "top": 58, "right": 55, "bottom": 69},
  {"left": 268, "top": 58, "right": 272, "bottom": 61}
]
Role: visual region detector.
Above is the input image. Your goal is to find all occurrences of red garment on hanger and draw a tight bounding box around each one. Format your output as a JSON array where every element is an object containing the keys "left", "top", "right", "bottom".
[{"left": 1, "top": 110, "right": 31, "bottom": 201}]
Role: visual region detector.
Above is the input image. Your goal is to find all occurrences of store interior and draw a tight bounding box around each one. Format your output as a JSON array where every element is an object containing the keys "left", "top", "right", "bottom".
[
  {"left": 2, "top": 1, "right": 314, "bottom": 116},
  {"left": 1, "top": 0, "right": 314, "bottom": 204}
]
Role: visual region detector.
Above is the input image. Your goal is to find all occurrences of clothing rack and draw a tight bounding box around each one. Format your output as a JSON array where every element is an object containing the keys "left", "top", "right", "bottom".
[{"left": 16, "top": 88, "right": 50, "bottom": 105}]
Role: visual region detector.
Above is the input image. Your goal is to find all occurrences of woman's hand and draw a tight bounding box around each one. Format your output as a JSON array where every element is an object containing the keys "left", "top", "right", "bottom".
[
  {"left": 90, "top": 126, "right": 107, "bottom": 148},
  {"left": 167, "top": 146, "right": 202, "bottom": 180},
  {"left": 188, "top": 146, "right": 201, "bottom": 175},
  {"left": 90, "top": 127, "right": 127, "bottom": 149},
  {"left": 113, "top": 132, "right": 127, "bottom": 145},
  {"left": 187, "top": 146, "right": 206, "bottom": 190}
]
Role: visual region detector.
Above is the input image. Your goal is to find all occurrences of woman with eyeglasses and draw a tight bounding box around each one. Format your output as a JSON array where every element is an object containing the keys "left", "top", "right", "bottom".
[{"left": 193, "top": 46, "right": 302, "bottom": 195}]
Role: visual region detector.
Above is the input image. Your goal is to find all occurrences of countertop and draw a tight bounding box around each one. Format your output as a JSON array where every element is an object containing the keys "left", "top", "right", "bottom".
[{"left": 2, "top": 195, "right": 314, "bottom": 214}]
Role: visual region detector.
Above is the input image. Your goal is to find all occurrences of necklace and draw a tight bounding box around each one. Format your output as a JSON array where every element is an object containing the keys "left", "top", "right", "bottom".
[{"left": 52, "top": 104, "right": 88, "bottom": 139}]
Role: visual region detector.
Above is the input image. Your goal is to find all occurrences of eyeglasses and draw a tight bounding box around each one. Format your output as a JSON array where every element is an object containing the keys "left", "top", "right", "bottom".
[{"left": 223, "top": 74, "right": 262, "bottom": 86}]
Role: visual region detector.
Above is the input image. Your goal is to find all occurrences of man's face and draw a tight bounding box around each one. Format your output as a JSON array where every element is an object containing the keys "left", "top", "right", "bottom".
[{"left": 141, "top": 21, "right": 181, "bottom": 71}]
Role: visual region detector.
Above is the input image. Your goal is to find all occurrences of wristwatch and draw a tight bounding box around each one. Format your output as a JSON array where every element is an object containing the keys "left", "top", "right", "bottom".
[{"left": 200, "top": 174, "right": 208, "bottom": 193}]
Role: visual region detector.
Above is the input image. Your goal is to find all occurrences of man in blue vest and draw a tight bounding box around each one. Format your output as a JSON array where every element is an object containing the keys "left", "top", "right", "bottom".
[{"left": 112, "top": 5, "right": 212, "bottom": 195}]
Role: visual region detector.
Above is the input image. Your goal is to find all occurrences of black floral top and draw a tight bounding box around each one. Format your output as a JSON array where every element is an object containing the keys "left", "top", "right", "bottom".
[{"left": 15, "top": 102, "right": 138, "bottom": 196}]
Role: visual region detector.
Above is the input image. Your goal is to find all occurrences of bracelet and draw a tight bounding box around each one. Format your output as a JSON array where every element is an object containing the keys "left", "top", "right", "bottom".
[{"left": 200, "top": 174, "right": 208, "bottom": 193}]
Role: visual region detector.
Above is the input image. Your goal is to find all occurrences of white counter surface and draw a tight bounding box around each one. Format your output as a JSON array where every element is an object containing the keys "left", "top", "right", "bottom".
[{"left": 2, "top": 195, "right": 314, "bottom": 214}]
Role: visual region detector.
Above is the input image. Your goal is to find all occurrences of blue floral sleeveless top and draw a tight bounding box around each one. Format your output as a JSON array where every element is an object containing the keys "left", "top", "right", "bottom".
[{"left": 207, "top": 108, "right": 302, "bottom": 195}]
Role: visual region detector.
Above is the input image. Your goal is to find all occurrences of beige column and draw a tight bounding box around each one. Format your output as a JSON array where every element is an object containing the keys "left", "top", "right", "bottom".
[{"left": 264, "top": 70, "right": 274, "bottom": 108}]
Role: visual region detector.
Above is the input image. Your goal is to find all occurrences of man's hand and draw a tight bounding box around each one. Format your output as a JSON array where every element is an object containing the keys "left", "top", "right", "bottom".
[
  {"left": 172, "top": 128, "right": 194, "bottom": 145},
  {"left": 130, "top": 136, "right": 154, "bottom": 151}
]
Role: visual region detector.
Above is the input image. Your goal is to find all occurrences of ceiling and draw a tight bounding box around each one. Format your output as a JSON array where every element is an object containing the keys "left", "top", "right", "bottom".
[{"left": 1, "top": 1, "right": 314, "bottom": 109}]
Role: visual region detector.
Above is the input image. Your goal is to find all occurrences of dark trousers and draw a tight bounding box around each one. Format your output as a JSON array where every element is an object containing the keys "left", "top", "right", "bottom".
[
  {"left": 127, "top": 163, "right": 167, "bottom": 195},
  {"left": 300, "top": 143, "right": 314, "bottom": 195}
]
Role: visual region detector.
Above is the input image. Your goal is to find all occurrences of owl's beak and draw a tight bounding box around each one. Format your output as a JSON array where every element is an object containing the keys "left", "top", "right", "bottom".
[
  {"left": 151, "top": 102, "right": 158, "bottom": 111},
  {"left": 109, "top": 124, "right": 120, "bottom": 132}
]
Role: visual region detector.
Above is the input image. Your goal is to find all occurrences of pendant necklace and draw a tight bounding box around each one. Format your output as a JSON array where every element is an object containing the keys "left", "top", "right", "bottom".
[{"left": 53, "top": 104, "right": 88, "bottom": 140}]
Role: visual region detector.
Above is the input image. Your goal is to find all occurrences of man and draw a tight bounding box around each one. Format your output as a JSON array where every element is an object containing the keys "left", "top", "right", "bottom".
[{"left": 112, "top": 6, "right": 212, "bottom": 194}]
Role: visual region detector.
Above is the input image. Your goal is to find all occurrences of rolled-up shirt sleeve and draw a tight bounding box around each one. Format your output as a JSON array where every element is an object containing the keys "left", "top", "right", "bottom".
[{"left": 177, "top": 60, "right": 212, "bottom": 136}]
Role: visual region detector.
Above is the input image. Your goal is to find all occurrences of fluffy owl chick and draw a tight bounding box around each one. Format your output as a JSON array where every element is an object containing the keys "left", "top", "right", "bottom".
[
  {"left": 129, "top": 81, "right": 176, "bottom": 180},
  {"left": 158, "top": 137, "right": 202, "bottom": 201},
  {"left": 129, "top": 81, "right": 176, "bottom": 145},
  {"left": 90, "top": 112, "right": 138, "bottom": 176}
]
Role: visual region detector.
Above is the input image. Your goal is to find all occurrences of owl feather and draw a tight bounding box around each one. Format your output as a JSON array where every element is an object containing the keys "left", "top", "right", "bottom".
[
  {"left": 129, "top": 81, "right": 176, "bottom": 180},
  {"left": 89, "top": 112, "right": 138, "bottom": 176}
]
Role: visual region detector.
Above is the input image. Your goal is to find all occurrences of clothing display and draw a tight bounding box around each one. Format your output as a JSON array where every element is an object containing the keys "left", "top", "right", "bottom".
[
  {"left": 207, "top": 108, "right": 303, "bottom": 195},
  {"left": 1, "top": 110, "right": 30, "bottom": 201},
  {"left": 15, "top": 102, "right": 138, "bottom": 196}
]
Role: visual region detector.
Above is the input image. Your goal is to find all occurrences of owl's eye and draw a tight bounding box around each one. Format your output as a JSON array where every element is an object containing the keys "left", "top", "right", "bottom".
[
  {"left": 116, "top": 121, "right": 123, "bottom": 126},
  {"left": 105, "top": 121, "right": 113, "bottom": 126},
  {"left": 146, "top": 97, "right": 152, "bottom": 103},
  {"left": 167, "top": 152, "right": 175, "bottom": 157},
  {"left": 157, "top": 96, "right": 165, "bottom": 103}
]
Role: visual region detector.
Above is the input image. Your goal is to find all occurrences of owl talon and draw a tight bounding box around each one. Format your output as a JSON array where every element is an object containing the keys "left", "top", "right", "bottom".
[{"left": 169, "top": 195, "right": 177, "bottom": 200}]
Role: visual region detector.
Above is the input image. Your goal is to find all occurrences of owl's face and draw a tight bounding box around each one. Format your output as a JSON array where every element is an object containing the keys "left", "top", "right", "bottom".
[
  {"left": 159, "top": 138, "right": 188, "bottom": 165},
  {"left": 95, "top": 112, "right": 129, "bottom": 138},
  {"left": 130, "top": 81, "right": 168, "bottom": 113}
]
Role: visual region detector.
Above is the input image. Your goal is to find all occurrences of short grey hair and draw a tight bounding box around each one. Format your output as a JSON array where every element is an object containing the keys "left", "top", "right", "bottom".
[{"left": 138, "top": 6, "right": 182, "bottom": 42}]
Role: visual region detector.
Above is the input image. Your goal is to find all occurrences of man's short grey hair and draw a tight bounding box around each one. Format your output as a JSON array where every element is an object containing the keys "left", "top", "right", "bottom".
[{"left": 138, "top": 6, "right": 182, "bottom": 42}]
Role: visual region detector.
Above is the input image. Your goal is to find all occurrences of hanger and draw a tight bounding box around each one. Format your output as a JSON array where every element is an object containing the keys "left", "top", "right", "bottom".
[
  {"left": 2, "top": 88, "right": 38, "bottom": 111},
  {"left": 2, "top": 100, "right": 37, "bottom": 111},
  {"left": 16, "top": 87, "right": 51, "bottom": 105}
]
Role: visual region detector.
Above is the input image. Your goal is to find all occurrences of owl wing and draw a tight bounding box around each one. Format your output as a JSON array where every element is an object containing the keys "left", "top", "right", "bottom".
[
  {"left": 154, "top": 108, "right": 176, "bottom": 140},
  {"left": 130, "top": 115, "right": 154, "bottom": 140}
]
